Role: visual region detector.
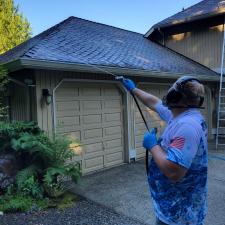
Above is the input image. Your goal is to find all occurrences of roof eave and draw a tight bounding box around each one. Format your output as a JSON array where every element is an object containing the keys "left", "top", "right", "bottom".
[
  {"left": 1, "top": 58, "right": 219, "bottom": 82},
  {"left": 145, "top": 10, "right": 225, "bottom": 38}
]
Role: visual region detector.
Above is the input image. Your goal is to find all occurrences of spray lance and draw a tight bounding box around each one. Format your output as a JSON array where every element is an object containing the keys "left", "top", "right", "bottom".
[{"left": 115, "top": 76, "right": 157, "bottom": 175}]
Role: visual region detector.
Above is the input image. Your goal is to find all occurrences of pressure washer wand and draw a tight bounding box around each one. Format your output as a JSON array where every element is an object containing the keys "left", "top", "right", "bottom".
[{"left": 116, "top": 76, "right": 150, "bottom": 175}]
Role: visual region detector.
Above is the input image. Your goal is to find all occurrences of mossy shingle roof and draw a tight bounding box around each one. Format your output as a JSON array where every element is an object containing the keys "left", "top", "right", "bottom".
[{"left": 0, "top": 16, "right": 217, "bottom": 77}]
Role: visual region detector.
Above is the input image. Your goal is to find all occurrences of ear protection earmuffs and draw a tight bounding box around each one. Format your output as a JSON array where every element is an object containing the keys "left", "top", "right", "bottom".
[{"left": 164, "top": 76, "right": 204, "bottom": 108}]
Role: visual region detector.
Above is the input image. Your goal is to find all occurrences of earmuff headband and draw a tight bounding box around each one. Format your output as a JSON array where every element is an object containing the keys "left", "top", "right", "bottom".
[{"left": 164, "top": 76, "right": 204, "bottom": 108}]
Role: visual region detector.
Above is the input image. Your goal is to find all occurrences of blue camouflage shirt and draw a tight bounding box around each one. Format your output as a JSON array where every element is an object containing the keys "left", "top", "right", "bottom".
[{"left": 148, "top": 102, "right": 208, "bottom": 225}]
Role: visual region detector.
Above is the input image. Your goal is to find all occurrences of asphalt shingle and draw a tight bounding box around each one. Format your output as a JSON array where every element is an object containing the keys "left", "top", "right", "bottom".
[
  {"left": 0, "top": 16, "right": 217, "bottom": 77},
  {"left": 151, "top": 0, "right": 225, "bottom": 29}
]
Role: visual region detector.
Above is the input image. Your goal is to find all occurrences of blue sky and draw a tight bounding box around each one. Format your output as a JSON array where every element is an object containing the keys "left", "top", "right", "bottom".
[{"left": 14, "top": 0, "right": 201, "bottom": 36}]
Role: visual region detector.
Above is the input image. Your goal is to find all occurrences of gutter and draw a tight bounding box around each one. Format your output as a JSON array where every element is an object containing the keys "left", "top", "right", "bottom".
[
  {"left": 145, "top": 10, "right": 225, "bottom": 38},
  {"left": 2, "top": 58, "right": 219, "bottom": 82}
]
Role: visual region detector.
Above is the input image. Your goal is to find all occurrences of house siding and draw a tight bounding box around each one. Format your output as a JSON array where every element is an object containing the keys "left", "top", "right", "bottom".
[
  {"left": 164, "top": 24, "right": 224, "bottom": 71},
  {"left": 10, "top": 83, "right": 30, "bottom": 121},
  {"left": 35, "top": 70, "right": 214, "bottom": 158}
]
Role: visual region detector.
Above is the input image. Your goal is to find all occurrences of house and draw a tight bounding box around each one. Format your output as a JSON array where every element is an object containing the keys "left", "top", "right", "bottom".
[
  {"left": 146, "top": 0, "right": 225, "bottom": 138},
  {"left": 146, "top": 0, "right": 225, "bottom": 72},
  {"left": 0, "top": 8, "right": 219, "bottom": 174}
]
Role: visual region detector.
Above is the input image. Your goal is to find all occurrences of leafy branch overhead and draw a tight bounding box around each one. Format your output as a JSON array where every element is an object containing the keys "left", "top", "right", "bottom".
[{"left": 0, "top": 0, "right": 31, "bottom": 54}]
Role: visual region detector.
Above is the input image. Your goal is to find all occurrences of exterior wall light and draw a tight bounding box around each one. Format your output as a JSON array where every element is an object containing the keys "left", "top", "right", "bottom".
[{"left": 42, "top": 89, "right": 52, "bottom": 105}]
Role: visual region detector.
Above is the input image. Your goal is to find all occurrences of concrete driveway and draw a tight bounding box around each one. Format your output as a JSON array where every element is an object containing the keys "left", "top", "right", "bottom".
[{"left": 72, "top": 150, "right": 225, "bottom": 225}]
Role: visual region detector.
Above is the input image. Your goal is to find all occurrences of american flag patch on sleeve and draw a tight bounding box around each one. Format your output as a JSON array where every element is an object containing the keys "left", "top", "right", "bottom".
[{"left": 170, "top": 137, "right": 185, "bottom": 149}]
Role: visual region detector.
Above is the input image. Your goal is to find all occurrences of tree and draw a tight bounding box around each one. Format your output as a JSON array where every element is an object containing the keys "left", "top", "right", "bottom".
[
  {"left": 0, "top": 0, "right": 31, "bottom": 54},
  {"left": 0, "top": 1, "right": 31, "bottom": 120}
]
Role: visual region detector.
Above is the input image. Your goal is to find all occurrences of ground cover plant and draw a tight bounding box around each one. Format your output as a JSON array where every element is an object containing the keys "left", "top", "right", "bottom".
[{"left": 0, "top": 121, "right": 81, "bottom": 213}]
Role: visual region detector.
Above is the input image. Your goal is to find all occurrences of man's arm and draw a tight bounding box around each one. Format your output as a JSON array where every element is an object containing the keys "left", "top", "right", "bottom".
[
  {"left": 151, "top": 145, "right": 187, "bottom": 182},
  {"left": 132, "top": 88, "right": 161, "bottom": 112},
  {"left": 143, "top": 129, "right": 187, "bottom": 181},
  {"left": 121, "top": 78, "right": 160, "bottom": 112}
]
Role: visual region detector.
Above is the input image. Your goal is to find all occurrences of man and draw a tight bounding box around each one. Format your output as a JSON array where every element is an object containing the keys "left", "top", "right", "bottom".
[{"left": 122, "top": 76, "right": 208, "bottom": 225}]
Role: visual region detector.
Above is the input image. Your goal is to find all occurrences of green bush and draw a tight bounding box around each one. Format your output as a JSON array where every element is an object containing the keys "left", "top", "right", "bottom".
[
  {"left": 0, "top": 121, "right": 42, "bottom": 152},
  {"left": 0, "top": 194, "right": 48, "bottom": 213},
  {"left": 0, "top": 121, "right": 81, "bottom": 212}
]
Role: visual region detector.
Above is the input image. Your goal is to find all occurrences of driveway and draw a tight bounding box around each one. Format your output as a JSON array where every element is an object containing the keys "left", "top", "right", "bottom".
[{"left": 72, "top": 150, "right": 225, "bottom": 225}]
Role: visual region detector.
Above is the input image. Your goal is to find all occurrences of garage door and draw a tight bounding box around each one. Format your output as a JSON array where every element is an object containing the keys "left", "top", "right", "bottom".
[
  {"left": 135, "top": 83, "right": 210, "bottom": 159},
  {"left": 55, "top": 82, "right": 124, "bottom": 174}
]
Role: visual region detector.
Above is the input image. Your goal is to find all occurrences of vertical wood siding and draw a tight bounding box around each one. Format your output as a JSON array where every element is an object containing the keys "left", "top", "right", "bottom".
[
  {"left": 10, "top": 83, "right": 29, "bottom": 121},
  {"left": 165, "top": 24, "right": 224, "bottom": 71}
]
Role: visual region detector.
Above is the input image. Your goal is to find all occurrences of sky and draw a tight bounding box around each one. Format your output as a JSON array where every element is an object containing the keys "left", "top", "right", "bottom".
[{"left": 14, "top": 0, "right": 201, "bottom": 36}]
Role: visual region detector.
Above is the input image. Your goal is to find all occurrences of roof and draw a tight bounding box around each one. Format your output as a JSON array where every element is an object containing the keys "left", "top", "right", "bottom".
[
  {"left": 146, "top": 0, "right": 225, "bottom": 36},
  {"left": 0, "top": 16, "right": 217, "bottom": 79}
]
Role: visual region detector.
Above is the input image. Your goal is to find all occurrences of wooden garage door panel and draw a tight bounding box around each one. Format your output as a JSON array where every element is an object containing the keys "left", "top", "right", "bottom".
[
  {"left": 56, "top": 101, "right": 80, "bottom": 111},
  {"left": 105, "top": 138, "right": 122, "bottom": 149},
  {"left": 57, "top": 125, "right": 81, "bottom": 133},
  {"left": 83, "top": 114, "right": 102, "bottom": 124},
  {"left": 103, "top": 87, "right": 120, "bottom": 96},
  {"left": 104, "top": 100, "right": 121, "bottom": 109},
  {"left": 83, "top": 142, "right": 103, "bottom": 154},
  {"left": 83, "top": 128, "right": 103, "bottom": 139},
  {"left": 85, "top": 156, "right": 104, "bottom": 171},
  {"left": 68, "top": 131, "right": 81, "bottom": 141},
  {"left": 104, "top": 126, "right": 122, "bottom": 136},
  {"left": 56, "top": 87, "right": 79, "bottom": 97},
  {"left": 104, "top": 113, "right": 121, "bottom": 122},
  {"left": 55, "top": 82, "right": 124, "bottom": 174},
  {"left": 84, "top": 149, "right": 104, "bottom": 160},
  {"left": 106, "top": 152, "right": 123, "bottom": 166},
  {"left": 80, "top": 87, "right": 101, "bottom": 96},
  {"left": 82, "top": 100, "right": 102, "bottom": 110}
]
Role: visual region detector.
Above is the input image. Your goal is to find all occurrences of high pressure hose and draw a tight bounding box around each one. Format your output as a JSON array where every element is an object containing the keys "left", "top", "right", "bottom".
[{"left": 115, "top": 76, "right": 151, "bottom": 175}]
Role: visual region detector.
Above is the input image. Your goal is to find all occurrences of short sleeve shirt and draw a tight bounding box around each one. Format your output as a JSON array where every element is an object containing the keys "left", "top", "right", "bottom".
[{"left": 148, "top": 102, "right": 208, "bottom": 225}]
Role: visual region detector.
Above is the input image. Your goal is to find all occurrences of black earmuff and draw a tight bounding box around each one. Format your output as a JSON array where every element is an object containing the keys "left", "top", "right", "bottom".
[{"left": 164, "top": 76, "right": 204, "bottom": 108}]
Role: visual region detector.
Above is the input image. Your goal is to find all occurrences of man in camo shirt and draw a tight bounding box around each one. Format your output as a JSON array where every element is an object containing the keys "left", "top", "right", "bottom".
[{"left": 122, "top": 76, "right": 207, "bottom": 225}]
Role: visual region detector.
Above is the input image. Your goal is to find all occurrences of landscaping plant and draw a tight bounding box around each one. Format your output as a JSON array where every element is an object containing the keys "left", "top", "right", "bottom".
[{"left": 0, "top": 121, "right": 81, "bottom": 213}]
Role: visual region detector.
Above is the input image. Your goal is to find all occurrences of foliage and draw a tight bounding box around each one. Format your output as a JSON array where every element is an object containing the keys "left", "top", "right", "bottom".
[
  {"left": 0, "top": 0, "right": 31, "bottom": 54},
  {"left": 48, "top": 192, "right": 77, "bottom": 209},
  {"left": 0, "top": 66, "right": 8, "bottom": 88},
  {"left": 0, "top": 121, "right": 42, "bottom": 152},
  {"left": 0, "top": 66, "right": 8, "bottom": 120},
  {"left": 0, "top": 194, "right": 49, "bottom": 212},
  {"left": 0, "top": 121, "right": 81, "bottom": 212},
  {"left": 16, "top": 167, "right": 44, "bottom": 199}
]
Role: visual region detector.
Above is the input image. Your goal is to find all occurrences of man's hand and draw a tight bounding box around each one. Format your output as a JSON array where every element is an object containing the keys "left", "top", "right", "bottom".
[
  {"left": 122, "top": 78, "right": 136, "bottom": 92},
  {"left": 143, "top": 128, "right": 158, "bottom": 151}
]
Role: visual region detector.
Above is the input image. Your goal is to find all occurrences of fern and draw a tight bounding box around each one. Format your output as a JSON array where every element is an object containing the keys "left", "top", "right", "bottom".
[
  {"left": 43, "top": 167, "right": 66, "bottom": 185},
  {"left": 16, "top": 165, "right": 37, "bottom": 191}
]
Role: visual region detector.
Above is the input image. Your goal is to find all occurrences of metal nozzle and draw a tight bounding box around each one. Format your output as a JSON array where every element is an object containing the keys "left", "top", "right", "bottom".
[{"left": 115, "top": 76, "right": 124, "bottom": 81}]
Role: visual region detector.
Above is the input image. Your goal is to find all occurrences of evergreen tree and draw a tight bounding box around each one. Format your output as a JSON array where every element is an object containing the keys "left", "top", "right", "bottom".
[
  {"left": 0, "top": 0, "right": 31, "bottom": 119},
  {"left": 0, "top": 0, "right": 31, "bottom": 54}
]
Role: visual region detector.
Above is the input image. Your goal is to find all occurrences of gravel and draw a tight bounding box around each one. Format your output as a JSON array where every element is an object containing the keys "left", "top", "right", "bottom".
[{"left": 1, "top": 198, "right": 147, "bottom": 225}]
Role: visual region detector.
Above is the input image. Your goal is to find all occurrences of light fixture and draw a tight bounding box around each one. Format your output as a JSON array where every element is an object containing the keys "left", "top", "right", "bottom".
[{"left": 42, "top": 89, "right": 52, "bottom": 105}]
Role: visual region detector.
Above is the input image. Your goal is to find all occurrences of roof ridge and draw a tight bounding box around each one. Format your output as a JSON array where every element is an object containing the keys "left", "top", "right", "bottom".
[
  {"left": 69, "top": 16, "right": 143, "bottom": 35},
  {"left": 154, "top": 0, "right": 207, "bottom": 27}
]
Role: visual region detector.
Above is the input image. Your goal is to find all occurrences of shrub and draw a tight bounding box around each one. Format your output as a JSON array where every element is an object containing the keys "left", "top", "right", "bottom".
[
  {"left": 0, "top": 121, "right": 81, "bottom": 212},
  {"left": 0, "top": 194, "right": 48, "bottom": 213}
]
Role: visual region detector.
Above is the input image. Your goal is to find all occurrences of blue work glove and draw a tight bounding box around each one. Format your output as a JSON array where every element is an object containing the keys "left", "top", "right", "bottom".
[
  {"left": 122, "top": 78, "right": 136, "bottom": 92},
  {"left": 143, "top": 128, "right": 158, "bottom": 151}
]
